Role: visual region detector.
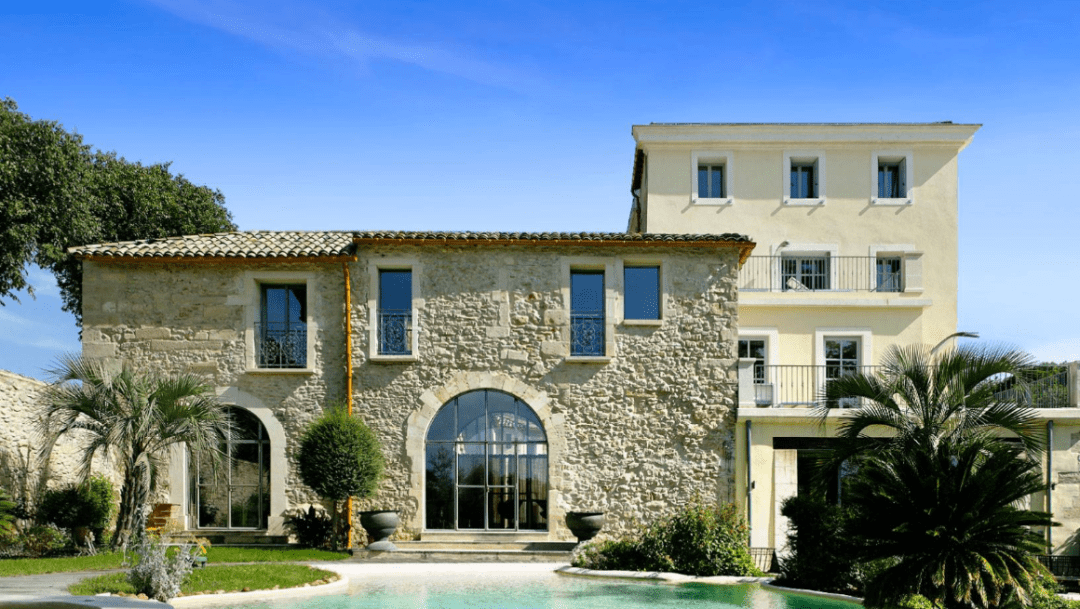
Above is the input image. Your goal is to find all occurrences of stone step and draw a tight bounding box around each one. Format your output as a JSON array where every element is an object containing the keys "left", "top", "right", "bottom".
[
  {"left": 350, "top": 548, "right": 574, "bottom": 563},
  {"left": 395, "top": 541, "right": 577, "bottom": 552}
]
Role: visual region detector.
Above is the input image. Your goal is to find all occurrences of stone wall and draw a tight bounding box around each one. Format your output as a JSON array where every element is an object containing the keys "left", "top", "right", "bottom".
[
  {"left": 0, "top": 369, "right": 102, "bottom": 504},
  {"left": 79, "top": 242, "right": 741, "bottom": 540}
]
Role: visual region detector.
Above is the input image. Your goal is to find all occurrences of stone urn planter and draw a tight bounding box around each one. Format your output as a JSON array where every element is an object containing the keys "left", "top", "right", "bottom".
[
  {"left": 565, "top": 511, "right": 604, "bottom": 543},
  {"left": 359, "top": 510, "right": 400, "bottom": 551}
]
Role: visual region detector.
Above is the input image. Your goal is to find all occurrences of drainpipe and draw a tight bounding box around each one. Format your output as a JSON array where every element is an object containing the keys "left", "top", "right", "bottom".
[
  {"left": 343, "top": 261, "right": 354, "bottom": 549},
  {"left": 1047, "top": 420, "right": 1054, "bottom": 555},
  {"left": 746, "top": 420, "right": 753, "bottom": 545}
]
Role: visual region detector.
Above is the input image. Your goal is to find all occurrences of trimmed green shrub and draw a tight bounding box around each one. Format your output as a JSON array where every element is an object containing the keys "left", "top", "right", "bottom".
[
  {"left": 297, "top": 406, "right": 384, "bottom": 550},
  {"left": 775, "top": 494, "right": 861, "bottom": 595},
  {"left": 570, "top": 501, "right": 759, "bottom": 577},
  {"left": 21, "top": 524, "right": 70, "bottom": 557}
]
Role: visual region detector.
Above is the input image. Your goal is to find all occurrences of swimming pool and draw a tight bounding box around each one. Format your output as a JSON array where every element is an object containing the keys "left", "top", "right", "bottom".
[{"left": 213, "top": 564, "right": 858, "bottom": 609}]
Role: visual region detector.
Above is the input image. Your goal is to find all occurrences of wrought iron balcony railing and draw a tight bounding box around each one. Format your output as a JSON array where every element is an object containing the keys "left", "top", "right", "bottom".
[
  {"left": 745, "top": 365, "right": 882, "bottom": 408},
  {"left": 378, "top": 309, "right": 412, "bottom": 355},
  {"left": 256, "top": 322, "right": 307, "bottom": 368},
  {"left": 571, "top": 312, "right": 605, "bottom": 356},
  {"left": 739, "top": 256, "right": 904, "bottom": 292}
]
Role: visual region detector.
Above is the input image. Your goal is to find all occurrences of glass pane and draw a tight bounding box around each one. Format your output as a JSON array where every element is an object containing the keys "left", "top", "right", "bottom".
[
  {"left": 711, "top": 166, "right": 724, "bottom": 198},
  {"left": 825, "top": 340, "right": 841, "bottom": 360},
  {"left": 231, "top": 443, "right": 261, "bottom": 487},
  {"left": 230, "top": 487, "right": 261, "bottom": 528},
  {"left": 624, "top": 266, "right": 659, "bottom": 320},
  {"left": 232, "top": 408, "right": 261, "bottom": 441},
  {"left": 427, "top": 403, "right": 455, "bottom": 441},
  {"left": 571, "top": 271, "right": 604, "bottom": 313},
  {"left": 457, "top": 443, "right": 485, "bottom": 486},
  {"left": 197, "top": 486, "right": 227, "bottom": 527},
  {"left": 487, "top": 391, "right": 519, "bottom": 442},
  {"left": 457, "top": 392, "right": 486, "bottom": 441},
  {"left": 842, "top": 339, "right": 858, "bottom": 360},
  {"left": 518, "top": 454, "right": 548, "bottom": 530},
  {"left": 379, "top": 270, "right": 412, "bottom": 311},
  {"left": 488, "top": 488, "right": 515, "bottom": 530},
  {"left": 488, "top": 444, "right": 516, "bottom": 486},
  {"left": 457, "top": 488, "right": 485, "bottom": 529},
  {"left": 520, "top": 407, "right": 546, "bottom": 442},
  {"left": 698, "top": 166, "right": 709, "bottom": 197},
  {"left": 425, "top": 444, "right": 455, "bottom": 529}
]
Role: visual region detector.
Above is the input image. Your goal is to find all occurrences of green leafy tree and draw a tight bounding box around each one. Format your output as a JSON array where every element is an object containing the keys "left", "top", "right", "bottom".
[
  {"left": 296, "top": 407, "right": 384, "bottom": 550},
  {"left": 819, "top": 344, "right": 1053, "bottom": 609},
  {"left": 40, "top": 355, "right": 230, "bottom": 550},
  {"left": 0, "top": 98, "right": 235, "bottom": 323}
]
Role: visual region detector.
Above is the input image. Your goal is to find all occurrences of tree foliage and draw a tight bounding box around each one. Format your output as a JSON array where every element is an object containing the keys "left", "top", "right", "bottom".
[
  {"left": 40, "top": 355, "right": 230, "bottom": 550},
  {"left": 0, "top": 98, "right": 235, "bottom": 323},
  {"left": 812, "top": 344, "right": 1054, "bottom": 609}
]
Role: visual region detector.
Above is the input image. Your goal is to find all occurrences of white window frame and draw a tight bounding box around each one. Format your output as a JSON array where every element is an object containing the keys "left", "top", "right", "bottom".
[
  {"left": 738, "top": 327, "right": 779, "bottom": 380},
  {"left": 368, "top": 257, "right": 422, "bottom": 362},
  {"left": 871, "top": 150, "right": 913, "bottom": 206},
  {"left": 691, "top": 150, "right": 733, "bottom": 206},
  {"left": 868, "top": 244, "right": 923, "bottom": 294},
  {"left": 242, "top": 270, "right": 316, "bottom": 374},
  {"left": 815, "top": 328, "right": 872, "bottom": 409},
  {"left": 617, "top": 258, "right": 666, "bottom": 326},
  {"left": 562, "top": 257, "right": 616, "bottom": 361},
  {"left": 773, "top": 243, "right": 839, "bottom": 292},
  {"left": 783, "top": 151, "right": 825, "bottom": 206}
]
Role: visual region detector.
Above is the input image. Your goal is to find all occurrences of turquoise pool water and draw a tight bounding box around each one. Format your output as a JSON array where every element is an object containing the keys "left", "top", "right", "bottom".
[{"left": 223, "top": 568, "right": 858, "bottom": 609}]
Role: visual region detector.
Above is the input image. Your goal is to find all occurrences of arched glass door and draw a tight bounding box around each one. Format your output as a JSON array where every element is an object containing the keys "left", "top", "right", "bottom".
[
  {"left": 193, "top": 407, "right": 270, "bottom": 529},
  {"left": 425, "top": 390, "right": 548, "bottom": 530}
]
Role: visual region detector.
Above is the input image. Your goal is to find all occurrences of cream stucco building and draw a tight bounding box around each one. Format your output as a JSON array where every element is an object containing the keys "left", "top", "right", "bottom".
[{"left": 627, "top": 122, "right": 1080, "bottom": 556}]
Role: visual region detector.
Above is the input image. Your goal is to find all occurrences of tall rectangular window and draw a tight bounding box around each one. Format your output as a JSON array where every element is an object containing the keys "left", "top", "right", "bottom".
[
  {"left": 570, "top": 270, "right": 604, "bottom": 356},
  {"left": 876, "top": 257, "right": 902, "bottom": 292},
  {"left": 738, "top": 339, "right": 767, "bottom": 384},
  {"left": 791, "top": 161, "right": 817, "bottom": 198},
  {"left": 378, "top": 270, "right": 412, "bottom": 355},
  {"left": 624, "top": 266, "right": 659, "bottom": 321},
  {"left": 878, "top": 161, "right": 904, "bottom": 198},
  {"left": 697, "top": 164, "right": 725, "bottom": 198},
  {"left": 824, "top": 338, "right": 859, "bottom": 380},
  {"left": 258, "top": 285, "right": 306, "bottom": 368}
]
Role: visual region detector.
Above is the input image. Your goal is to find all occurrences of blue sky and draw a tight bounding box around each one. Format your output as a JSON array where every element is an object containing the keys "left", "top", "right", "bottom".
[{"left": 2, "top": 0, "right": 1078, "bottom": 380}]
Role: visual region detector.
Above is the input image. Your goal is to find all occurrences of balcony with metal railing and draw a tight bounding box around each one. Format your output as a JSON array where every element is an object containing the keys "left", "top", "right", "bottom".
[
  {"left": 739, "top": 255, "right": 905, "bottom": 293},
  {"left": 378, "top": 309, "right": 412, "bottom": 355},
  {"left": 255, "top": 322, "right": 307, "bottom": 368},
  {"left": 738, "top": 361, "right": 1080, "bottom": 410},
  {"left": 570, "top": 312, "right": 605, "bottom": 357}
]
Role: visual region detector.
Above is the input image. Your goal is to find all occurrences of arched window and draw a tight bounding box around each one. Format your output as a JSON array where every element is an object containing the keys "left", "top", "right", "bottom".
[
  {"left": 425, "top": 390, "right": 548, "bottom": 530},
  {"left": 192, "top": 407, "right": 270, "bottom": 529}
]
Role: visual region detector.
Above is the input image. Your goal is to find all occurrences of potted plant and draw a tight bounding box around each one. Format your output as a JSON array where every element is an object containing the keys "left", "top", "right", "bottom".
[{"left": 359, "top": 510, "right": 400, "bottom": 551}]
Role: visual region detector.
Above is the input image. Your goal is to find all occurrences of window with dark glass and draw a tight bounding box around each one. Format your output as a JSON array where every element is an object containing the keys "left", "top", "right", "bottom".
[
  {"left": 624, "top": 266, "right": 659, "bottom": 321},
  {"left": 825, "top": 338, "right": 860, "bottom": 381},
  {"left": 878, "top": 160, "right": 905, "bottom": 198},
  {"left": 790, "top": 161, "right": 818, "bottom": 198},
  {"left": 738, "top": 339, "right": 767, "bottom": 384},
  {"left": 876, "top": 257, "right": 902, "bottom": 292},
  {"left": 194, "top": 407, "right": 269, "bottom": 529},
  {"left": 697, "top": 164, "right": 725, "bottom": 198},
  {"left": 258, "top": 285, "right": 306, "bottom": 368},
  {"left": 570, "top": 270, "right": 604, "bottom": 356},
  {"left": 378, "top": 270, "right": 412, "bottom": 355},
  {"left": 425, "top": 390, "right": 548, "bottom": 531}
]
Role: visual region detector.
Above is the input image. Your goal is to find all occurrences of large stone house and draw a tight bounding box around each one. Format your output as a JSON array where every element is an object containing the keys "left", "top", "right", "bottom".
[{"left": 70, "top": 231, "right": 753, "bottom": 542}]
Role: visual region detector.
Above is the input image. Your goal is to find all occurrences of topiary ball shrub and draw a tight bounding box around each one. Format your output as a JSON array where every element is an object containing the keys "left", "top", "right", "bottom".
[
  {"left": 37, "top": 477, "right": 115, "bottom": 533},
  {"left": 297, "top": 408, "right": 384, "bottom": 503}
]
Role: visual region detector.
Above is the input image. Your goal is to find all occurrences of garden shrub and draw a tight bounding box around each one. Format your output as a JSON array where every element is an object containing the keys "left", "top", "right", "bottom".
[
  {"left": 775, "top": 494, "right": 860, "bottom": 595},
  {"left": 882, "top": 594, "right": 935, "bottom": 609},
  {"left": 127, "top": 531, "right": 195, "bottom": 602},
  {"left": 21, "top": 524, "right": 71, "bottom": 557},
  {"left": 286, "top": 505, "right": 334, "bottom": 549},
  {"left": 0, "top": 487, "right": 15, "bottom": 536},
  {"left": 570, "top": 501, "right": 759, "bottom": 577},
  {"left": 37, "top": 477, "right": 115, "bottom": 533}
]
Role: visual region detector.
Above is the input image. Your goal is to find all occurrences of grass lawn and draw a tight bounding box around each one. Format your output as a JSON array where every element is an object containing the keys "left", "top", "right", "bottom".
[
  {"left": 0, "top": 547, "right": 349, "bottom": 577},
  {"left": 69, "top": 564, "right": 337, "bottom": 596}
]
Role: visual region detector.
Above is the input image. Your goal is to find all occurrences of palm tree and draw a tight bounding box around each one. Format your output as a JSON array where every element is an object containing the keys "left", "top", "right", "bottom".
[
  {"left": 818, "top": 344, "right": 1054, "bottom": 609},
  {"left": 40, "top": 355, "right": 230, "bottom": 550}
]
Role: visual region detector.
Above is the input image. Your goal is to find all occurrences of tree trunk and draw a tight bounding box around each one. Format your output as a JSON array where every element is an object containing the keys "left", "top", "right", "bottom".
[{"left": 329, "top": 500, "right": 340, "bottom": 551}]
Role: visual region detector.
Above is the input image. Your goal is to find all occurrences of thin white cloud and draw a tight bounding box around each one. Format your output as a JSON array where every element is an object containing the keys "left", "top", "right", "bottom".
[
  {"left": 1028, "top": 338, "right": 1080, "bottom": 364},
  {"left": 143, "top": 0, "right": 538, "bottom": 91}
]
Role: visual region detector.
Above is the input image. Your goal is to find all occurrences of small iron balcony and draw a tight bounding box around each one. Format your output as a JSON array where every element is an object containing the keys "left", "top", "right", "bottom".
[
  {"left": 378, "top": 309, "right": 412, "bottom": 355},
  {"left": 255, "top": 322, "right": 307, "bottom": 368}
]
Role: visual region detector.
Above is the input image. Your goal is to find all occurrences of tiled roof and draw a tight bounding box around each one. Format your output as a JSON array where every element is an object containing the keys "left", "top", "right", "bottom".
[
  {"left": 69, "top": 231, "right": 355, "bottom": 259},
  {"left": 353, "top": 230, "right": 752, "bottom": 243},
  {"left": 71, "top": 230, "right": 753, "bottom": 260}
]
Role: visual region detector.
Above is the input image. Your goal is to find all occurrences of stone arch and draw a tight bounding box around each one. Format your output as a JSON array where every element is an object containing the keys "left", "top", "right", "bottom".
[
  {"left": 405, "top": 372, "right": 567, "bottom": 538},
  {"left": 167, "top": 387, "right": 288, "bottom": 535}
]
